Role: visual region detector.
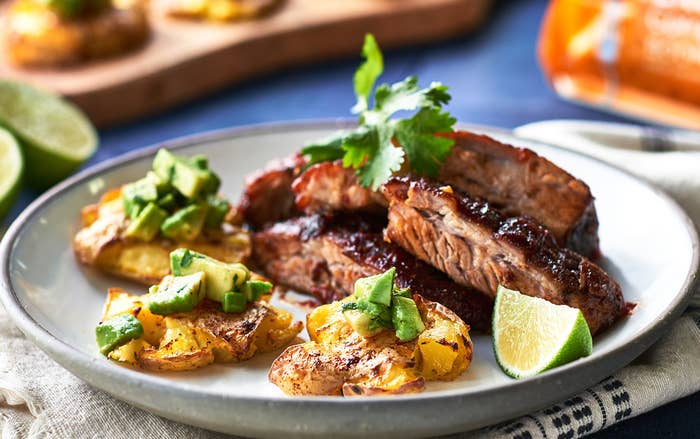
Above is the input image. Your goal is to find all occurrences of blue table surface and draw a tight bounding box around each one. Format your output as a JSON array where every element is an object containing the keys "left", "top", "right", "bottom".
[{"left": 5, "top": 0, "right": 700, "bottom": 436}]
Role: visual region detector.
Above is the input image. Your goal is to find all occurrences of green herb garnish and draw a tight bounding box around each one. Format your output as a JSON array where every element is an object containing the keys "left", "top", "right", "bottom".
[{"left": 301, "top": 34, "right": 456, "bottom": 190}]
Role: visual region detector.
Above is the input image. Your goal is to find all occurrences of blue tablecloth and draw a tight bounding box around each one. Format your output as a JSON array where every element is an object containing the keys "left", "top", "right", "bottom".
[{"left": 5, "top": 0, "right": 699, "bottom": 436}]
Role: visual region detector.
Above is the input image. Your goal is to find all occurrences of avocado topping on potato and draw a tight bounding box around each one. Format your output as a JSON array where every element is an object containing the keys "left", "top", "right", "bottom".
[
  {"left": 123, "top": 149, "right": 229, "bottom": 242},
  {"left": 95, "top": 251, "right": 301, "bottom": 370},
  {"left": 341, "top": 267, "right": 425, "bottom": 342},
  {"left": 269, "top": 268, "right": 473, "bottom": 396}
]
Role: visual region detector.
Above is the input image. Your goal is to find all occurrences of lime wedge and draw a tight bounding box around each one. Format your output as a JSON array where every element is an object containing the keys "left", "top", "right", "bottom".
[
  {"left": 0, "top": 81, "right": 97, "bottom": 189},
  {"left": 493, "top": 285, "right": 592, "bottom": 379},
  {"left": 0, "top": 127, "right": 23, "bottom": 221}
]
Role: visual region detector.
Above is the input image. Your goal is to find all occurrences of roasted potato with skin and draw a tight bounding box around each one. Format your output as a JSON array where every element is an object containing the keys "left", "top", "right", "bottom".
[
  {"left": 269, "top": 295, "right": 473, "bottom": 396},
  {"left": 102, "top": 288, "right": 303, "bottom": 371},
  {"left": 4, "top": 0, "right": 150, "bottom": 68},
  {"left": 74, "top": 189, "right": 250, "bottom": 285}
]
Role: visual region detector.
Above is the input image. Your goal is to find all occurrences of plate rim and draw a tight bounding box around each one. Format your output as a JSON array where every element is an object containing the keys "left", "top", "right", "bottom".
[{"left": 1, "top": 119, "right": 698, "bottom": 409}]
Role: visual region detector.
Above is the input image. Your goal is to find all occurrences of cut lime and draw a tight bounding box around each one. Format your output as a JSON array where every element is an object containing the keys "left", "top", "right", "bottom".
[
  {"left": 0, "top": 81, "right": 97, "bottom": 189},
  {"left": 493, "top": 285, "right": 592, "bottom": 379},
  {"left": 0, "top": 127, "right": 23, "bottom": 221}
]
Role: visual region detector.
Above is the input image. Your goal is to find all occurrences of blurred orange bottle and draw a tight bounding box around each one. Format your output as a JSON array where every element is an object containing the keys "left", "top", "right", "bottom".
[{"left": 539, "top": 0, "right": 700, "bottom": 130}]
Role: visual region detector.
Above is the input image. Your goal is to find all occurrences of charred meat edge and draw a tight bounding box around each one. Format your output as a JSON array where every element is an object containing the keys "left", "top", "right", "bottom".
[{"left": 381, "top": 176, "right": 624, "bottom": 335}]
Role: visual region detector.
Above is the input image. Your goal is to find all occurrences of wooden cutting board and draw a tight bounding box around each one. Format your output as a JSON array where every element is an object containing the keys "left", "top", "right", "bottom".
[{"left": 0, "top": 0, "right": 492, "bottom": 127}]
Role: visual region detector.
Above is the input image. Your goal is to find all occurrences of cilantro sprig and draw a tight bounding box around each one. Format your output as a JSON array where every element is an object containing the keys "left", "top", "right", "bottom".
[{"left": 301, "top": 34, "right": 456, "bottom": 190}]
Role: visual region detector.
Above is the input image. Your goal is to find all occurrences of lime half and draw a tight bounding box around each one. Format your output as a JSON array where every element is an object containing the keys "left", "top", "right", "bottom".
[
  {"left": 493, "top": 285, "right": 593, "bottom": 379},
  {"left": 0, "top": 81, "right": 97, "bottom": 189},
  {"left": 0, "top": 128, "right": 23, "bottom": 221}
]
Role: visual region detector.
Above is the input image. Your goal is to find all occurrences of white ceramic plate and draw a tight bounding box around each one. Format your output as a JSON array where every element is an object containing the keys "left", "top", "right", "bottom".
[{"left": 1, "top": 121, "right": 698, "bottom": 438}]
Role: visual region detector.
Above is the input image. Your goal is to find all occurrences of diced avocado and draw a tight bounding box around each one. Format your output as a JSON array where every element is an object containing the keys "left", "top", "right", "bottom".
[
  {"left": 153, "top": 149, "right": 210, "bottom": 199},
  {"left": 354, "top": 267, "right": 395, "bottom": 306},
  {"left": 222, "top": 291, "right": 247, "bottom": 313},
  {"left": 188, "top": 155, "right": 221, "bottom": 195},
  {"left": 122, "top": 178, "right": 158, "bottom": 220},
  {"left": 201, "top": 170, "right": 221, "bottom": 195},
  {"left": 157, "top": 193, "right": 178, "bottom": 212},
  {"left": 161, "top": 204, "right": 208, "bottom": 241},
  {"left": 148, "top": 272, "right": 206, "bottom": 315},
  {"left": 145, "top": 170, "right": 171, "bottom": 196},
  {"left": 355, "top": 299, "right": 393, "bottom": 329},
  {"left": 189, "top": 155, "right": 208, "bottom": 170},
  {"left": 124, "top": 202, "right": 168, "bottom": 242},
  {"left": 342, "top": 308, "right": 384, "bottom": 337},
  {"left": 95, "top": 314, "right": 144, "bottom": 355},
  {"left": 391, "top": 296, "right": 425, "bottom": 342},
  {"left": 393, "top": 287, "right": 411, "bottom": 298},
  {"left": 241, "top": 280, "right": 273, "bottom": 302},
  {"left": 204, "top": 195, "right": 229, "bottom": 229},
  {"left": 170, "top": 248, "right": 249, "bottom": 303}
]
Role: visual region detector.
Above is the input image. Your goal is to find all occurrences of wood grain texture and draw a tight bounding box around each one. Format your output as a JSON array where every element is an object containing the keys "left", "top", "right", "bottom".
[{"left": 0, "top": 0, "right": 493, "bottom": 127}]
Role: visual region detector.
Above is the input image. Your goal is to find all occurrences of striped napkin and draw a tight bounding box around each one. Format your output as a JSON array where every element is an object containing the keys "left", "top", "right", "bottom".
[{"left": 1, "top": 120, "right": 699, "bottom": 438}]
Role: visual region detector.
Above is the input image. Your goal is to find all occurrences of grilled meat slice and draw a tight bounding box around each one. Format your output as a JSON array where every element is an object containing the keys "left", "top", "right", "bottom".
[
  {"left": 292, "top": 161, "right": 387, "bottom": 214},
  {"left": 290, "top": 130, "right": 600, "bottom": 258},
  {"left": 251, "top": 215, "right": 493, "bottom": 332},
  {"left": 438, "top": 131, "right": 599, "bottom": 258},
  {"left": 238, "top": 155, "right": 305, "bottom": 230},
  {"left": 381, "top": 177, "right": 624, "bottom": 335}
]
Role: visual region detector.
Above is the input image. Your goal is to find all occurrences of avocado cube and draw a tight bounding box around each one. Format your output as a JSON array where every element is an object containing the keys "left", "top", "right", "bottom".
[
  {"left": 95, "top": 314, "right": 144, "bottom": 355},
  {"left": 153, "top": 149, "right": 210, "bottom": 199},
  {"left": 342, "top": 308, "right": 383, "bottom": 337},
  {"left": 147, "top": 272, "right": 207, "bottom": 315},
  {"left": 145, "top": 170, "right": 172, "bottom": 196},
  {"left": 354, "top": 267, "right": 395, "bottom": 306},
  {"left": 161, "top": 204, "right": 208, "bottom": 241},
  {"left": 393, "top": 287, "right": 412, "bottom": 298},
  {"left": 170, "top": 248, "right": 249, "bottom": 303},
  {"left": 201, "top": 170, "right": 221, "bottom": 195},
  {"left": 156, "top": 193, "right": 178, "bottom": 212},
  {"left": 241, "top": 280, "right": 273, "bottom": 302},
  {"left": 204, "top": 195, "right": 230, "bottom": 229},
  {"left": 222, "top": 291, "right": 247, "bottom": 313},
  {"left": 391, "top": 296, "right": 425, "bottom": 342},
  {"left": 188, "top": 154, "right": 221, "bottom": 195},
  {"left": 122, "top": 178, "right": 158, "bottom": 219},
  {"left": 124, "top": 203, "right": 168, "bottom": 242},
  {"left": 189, "top": 155, "right": 209, "bottom": 170}
]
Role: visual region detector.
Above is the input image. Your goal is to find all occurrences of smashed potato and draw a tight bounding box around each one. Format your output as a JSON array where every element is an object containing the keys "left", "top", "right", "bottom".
[
  {"left": 74, "top": 189, "right": 250, "bottom": 285},
  {"left": 268, "top": 295, "right": 472, "bottom": 396},
  {"left": 102, "top": 288, "right": 303, "bottom": 371}
]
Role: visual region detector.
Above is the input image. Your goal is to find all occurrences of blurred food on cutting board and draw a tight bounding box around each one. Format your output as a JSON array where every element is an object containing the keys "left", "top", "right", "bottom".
[
  {"left": 539, "top": 0, "right": 700, "bottom": 131},
  {"left": 0, "top": 0, "right": 493, "bottom": 127},
  {"left": 164, "top": 0, "right": 282, "bottom": 22},
  {"left": 4, "top": 0, "right": 150, "bottom": 67}
]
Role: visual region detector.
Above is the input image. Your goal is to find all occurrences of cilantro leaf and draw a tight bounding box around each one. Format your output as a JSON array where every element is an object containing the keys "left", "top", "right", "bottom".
[
  {"left": 341, "top": 126, "right": 377, "bottom": 169},
  {"left": 302, "top": 33, "right": 456, "bottom": 189},
  {"left": 355, "top": 125, "right": 405, "bottom": 190},
  {"left": 301, "top": 133, "right": 345, "bottom": 165},
  {"left": 395, "top": 108, "right": 456, "bottom": 177},
  {"left": 352, "top": 34, "right": 384, "bottom": 114}
]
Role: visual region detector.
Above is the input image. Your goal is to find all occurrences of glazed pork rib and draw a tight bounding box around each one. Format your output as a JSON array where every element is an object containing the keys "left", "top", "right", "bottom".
[
  {"left": 381, "top": 177, "right": 624, "bottom": 335},
  {"left": 251, "top": 214, "right": 493, "bottom": 332},
  {"left": 290, "top": 131, "right": 600, "bottom": 258},
  {"left": 437, "top": 131, "right": 599, "bottom": 258},
  {"left": 238, "top": 154, "right": 305, "bottom": 230}
]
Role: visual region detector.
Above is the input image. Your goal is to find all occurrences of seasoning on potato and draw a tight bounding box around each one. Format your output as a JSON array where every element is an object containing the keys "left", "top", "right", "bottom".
[
  {"left": 268, "top": 268, "right": 473, "bottom": 396},
  {"left": 96, "top": 251, "right": 303, "bottom": 371}
]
